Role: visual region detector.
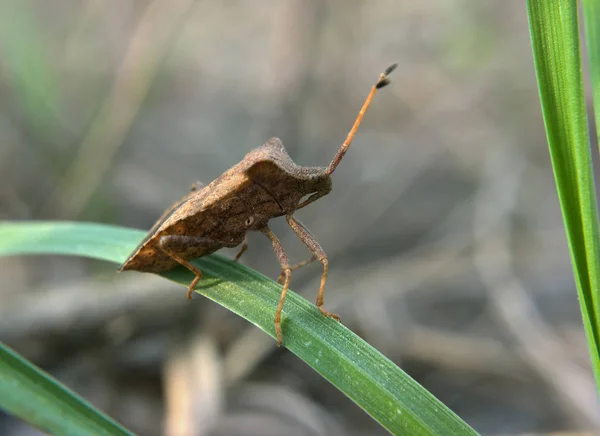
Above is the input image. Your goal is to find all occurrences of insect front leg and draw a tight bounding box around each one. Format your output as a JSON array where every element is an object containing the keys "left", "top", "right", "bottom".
[
  {"left": 296, "top": 189, "right": 328, "bottom": 210},
  {"left": 157, "top": 235, "right": 221, "bottom": 300},
  {"left": 285, "top": 214, "right": 340, "bottom": 322},
  {"left": 260, "top": 226, "right": 291, "bottom": 346}
]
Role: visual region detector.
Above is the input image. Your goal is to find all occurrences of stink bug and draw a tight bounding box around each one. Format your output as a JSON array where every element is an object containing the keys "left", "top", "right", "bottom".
[{"left": 119, "top": 64, "right": 396, "bottom": 345}]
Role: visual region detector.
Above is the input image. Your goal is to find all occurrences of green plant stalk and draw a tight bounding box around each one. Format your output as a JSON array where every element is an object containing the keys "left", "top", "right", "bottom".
[
  {"left": 0, "top": 343, "right": 133, "bottom": 436},
  {"left": 527, "top": 0, "right": 600, "bottom": 387},
  {"left": 0, "top": 221, "right": 478, "bottom": 436}
]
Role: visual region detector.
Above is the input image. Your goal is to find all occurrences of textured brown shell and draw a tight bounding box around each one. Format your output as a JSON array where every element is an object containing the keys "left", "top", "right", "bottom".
[{"left": 119, "top": 138, "right": 320, "bottom": 273}]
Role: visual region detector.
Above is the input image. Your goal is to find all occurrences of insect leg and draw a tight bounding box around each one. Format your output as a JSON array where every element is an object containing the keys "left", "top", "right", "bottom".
[
  {"left": 190, "top": 181, "right": 204, "bottom": 191},
  {"left": 157, "top": 235, "right": 221, "bottom": 300},
  {"left": 277, "top": 255, "right": 317, "bottom": 284},
  {"left": 234, "top": 235, "right": 248, "bottom": 262},
  {"left": 260, "top": 226, "right": 291, "bottom": 346},
  {"left": 285, "top": 214, "right": 340, "bottom": 322},
  {"left": 296, "top": 190, "right": 328, "bottom": 210}
]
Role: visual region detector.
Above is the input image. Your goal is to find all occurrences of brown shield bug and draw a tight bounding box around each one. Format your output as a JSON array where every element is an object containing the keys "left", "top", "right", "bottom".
[{"left": 119, "top": 64, "right": 396, "bottom": 345}]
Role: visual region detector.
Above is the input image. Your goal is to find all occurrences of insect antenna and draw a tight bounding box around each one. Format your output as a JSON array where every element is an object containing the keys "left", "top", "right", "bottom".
[{"left": 327, "top": 63, "right": 397, "bottom": 175}]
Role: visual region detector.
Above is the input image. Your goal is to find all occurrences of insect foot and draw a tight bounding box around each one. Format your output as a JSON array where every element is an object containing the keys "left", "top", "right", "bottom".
[{"left": 118, "top": 63, "right": 395, "bottom": 346}]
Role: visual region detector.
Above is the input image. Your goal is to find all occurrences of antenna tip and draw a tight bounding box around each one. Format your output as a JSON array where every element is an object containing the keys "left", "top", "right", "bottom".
[
  {"left": 375, "top": 63, "right": 397, "bottom": 89},
  {"left": 376, "top": 78, "right": 390, "bottom": 89},
  {"left": 384, "top": 63, "right": 398, "bottom": 76}
]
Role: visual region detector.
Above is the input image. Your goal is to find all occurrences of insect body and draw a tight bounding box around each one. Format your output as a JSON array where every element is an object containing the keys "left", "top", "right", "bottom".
[{"left": 119, "top": 64, "right": 396, "bottom": 345}]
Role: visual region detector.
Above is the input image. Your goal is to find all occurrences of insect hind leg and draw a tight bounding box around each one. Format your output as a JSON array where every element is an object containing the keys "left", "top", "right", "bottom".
[
  {"left": 158, "top": 234, "right": 220, "bottom": 299},
  {"left": 190, "top": 181, "right": 204, "bottom": 191}
]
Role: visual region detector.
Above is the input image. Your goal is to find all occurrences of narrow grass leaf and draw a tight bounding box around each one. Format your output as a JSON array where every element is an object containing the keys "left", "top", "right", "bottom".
[
  {"left": 527, "top": 0, "right": 600, "bottom": 385},
  {"left": 0, "top": 221, "right": 478, "bottom": 436},
  {"left": 0, "top": 343, "right": 133, "bottom": 436}
]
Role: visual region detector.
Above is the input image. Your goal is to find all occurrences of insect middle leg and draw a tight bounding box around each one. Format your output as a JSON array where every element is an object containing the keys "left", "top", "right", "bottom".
[
  {"left": 285, "top": 214, "right": 340, "bottom": 322},
  {"left": 157, "top": 235, "right": 221, "bottom": 300},
  {"left": 260, "top": 225, "right": 291, "bottom": 346}
]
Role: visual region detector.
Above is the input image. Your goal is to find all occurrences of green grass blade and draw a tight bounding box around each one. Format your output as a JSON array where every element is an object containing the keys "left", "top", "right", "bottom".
[
  {"left": 527, "top": 0, "right": 600, "bottom": 385},
  {"left": 582, "top": 0, "right": 600, "bottom": 150},
  {"left": 0, "top": 221, "right": 478, "bottom": 436},
  {"left": 0, "top": 343, "right": 133, "bottom": 436}
]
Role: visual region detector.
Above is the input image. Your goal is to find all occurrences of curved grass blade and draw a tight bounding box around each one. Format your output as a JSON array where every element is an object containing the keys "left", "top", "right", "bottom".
[
  {"left": 0, "top": 221, "right": 477, "bottom": 435},
  {"left": 0, "top": 343, "right": 133, "bottom": 436},
  {"left": 527, "top": 0, "right": 600, "bottom": 386}
]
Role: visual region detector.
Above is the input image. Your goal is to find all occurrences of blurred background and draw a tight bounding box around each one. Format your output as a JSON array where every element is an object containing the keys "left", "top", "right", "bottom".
[{"left": 0, "top": 0, "right": 598, "bottom": 435}]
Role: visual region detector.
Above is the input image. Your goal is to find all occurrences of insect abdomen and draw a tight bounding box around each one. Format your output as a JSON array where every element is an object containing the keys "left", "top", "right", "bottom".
[{"left": 119, "top": 239, "right": 179, "bottom": 272}]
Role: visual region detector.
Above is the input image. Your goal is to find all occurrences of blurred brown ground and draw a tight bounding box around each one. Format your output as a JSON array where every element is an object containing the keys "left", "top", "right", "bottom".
[{"left": 0, "top": 1, "right": 598, "bottom": 435}]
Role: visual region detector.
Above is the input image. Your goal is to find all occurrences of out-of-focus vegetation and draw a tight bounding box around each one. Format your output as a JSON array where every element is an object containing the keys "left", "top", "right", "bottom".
[{"left": 1, "top": 1, "right": 598, "bottom": 435}]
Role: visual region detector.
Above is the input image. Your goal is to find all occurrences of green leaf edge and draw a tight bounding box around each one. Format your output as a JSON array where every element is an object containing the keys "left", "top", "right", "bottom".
[
  {"left": 0, "top": 221, "right": 477, "bottom": 436},
  {"left": 582, "top": 0, "right": 600, "bottom": 152}
]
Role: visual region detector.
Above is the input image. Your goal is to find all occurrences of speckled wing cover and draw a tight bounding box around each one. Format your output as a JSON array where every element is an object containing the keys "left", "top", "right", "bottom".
[{"left": 119, "top": 138, "right": 306, "bottom": 273}]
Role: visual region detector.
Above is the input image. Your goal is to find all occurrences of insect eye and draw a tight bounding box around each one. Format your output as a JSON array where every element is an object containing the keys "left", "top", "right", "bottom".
[
  {"left": 308, "top": 174, "right": 319, "bottom": 182},
  {"left": 245, "top": 216, "right": 255, "bottom": 227}
]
